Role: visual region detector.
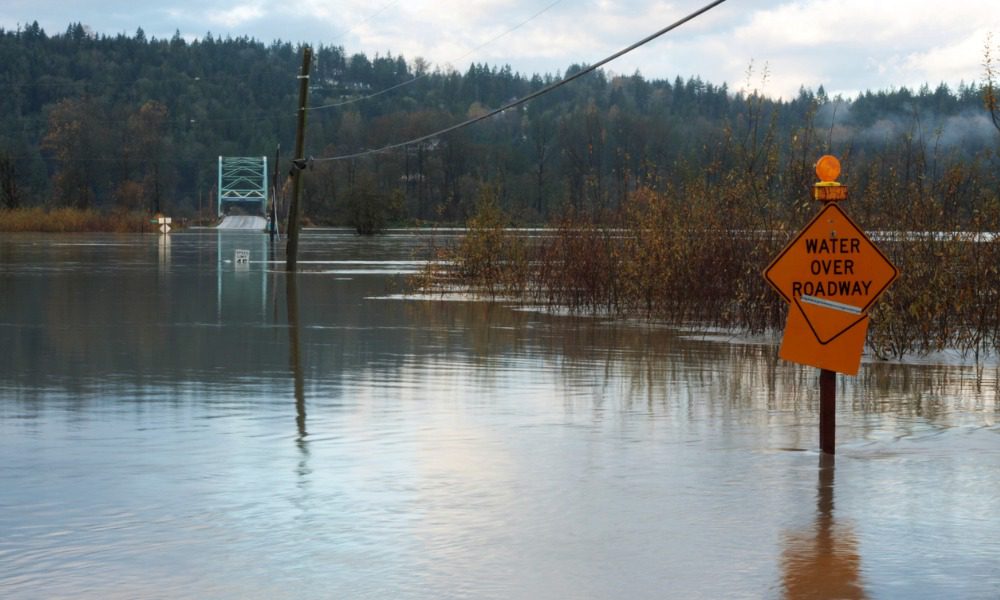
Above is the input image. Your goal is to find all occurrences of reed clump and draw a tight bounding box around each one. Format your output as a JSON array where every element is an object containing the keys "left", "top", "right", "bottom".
[
  {"left": 0, "top": 207, "right": 154, "bottom": 232},
  {"left": 420, "top": 181, "right": 790, "bottom": 330},
  {"left": 418, "top": 158, "right": 1000, "bottom": 361},
  {"left": 863, "top": 170, "right": 1000, "bottom": 361}
]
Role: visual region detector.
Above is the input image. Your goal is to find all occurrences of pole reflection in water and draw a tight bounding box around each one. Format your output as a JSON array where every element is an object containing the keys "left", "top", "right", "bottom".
[
  {"left": 782, "top": 455, "right": 867, "bottom": 599},
  {"left": 158, "top": 233, "right": 171, "bottom": 271},
  {"left": 286, "top": 272, "right": 307, "bottom": 451},
  {"left": 269, "top": 238, "right": 280, "bottom": 325}
]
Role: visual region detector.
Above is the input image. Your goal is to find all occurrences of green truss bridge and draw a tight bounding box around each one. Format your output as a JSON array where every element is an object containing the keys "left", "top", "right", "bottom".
[{"left": 217, "top": 156, "right": 269, "bottom": 230}]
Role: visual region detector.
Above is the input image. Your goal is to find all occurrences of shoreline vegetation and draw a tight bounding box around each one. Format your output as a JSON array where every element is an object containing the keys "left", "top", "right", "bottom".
[
  {"left": 0, "top": 207, "right": 167, "bottom": 233},
  {"left": 416, "top": 167, "right": 1000, "bottom": 362}
]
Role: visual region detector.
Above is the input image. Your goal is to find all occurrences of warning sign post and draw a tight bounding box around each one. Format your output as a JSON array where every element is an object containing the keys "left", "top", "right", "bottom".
[{"left": 763, "top": 155, "right": 898, "bottom": 453}]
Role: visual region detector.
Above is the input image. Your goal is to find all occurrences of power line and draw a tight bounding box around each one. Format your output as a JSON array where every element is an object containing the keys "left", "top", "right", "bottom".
[
  {"left": 312, "top": 0, "right": 729, "bottom": 162},
  {"left": 307, "top": 0, "right": 564, "bottom": 112}
]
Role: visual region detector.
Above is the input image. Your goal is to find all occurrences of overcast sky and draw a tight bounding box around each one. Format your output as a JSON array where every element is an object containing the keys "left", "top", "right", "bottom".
[{"left": 2, "top": 0, "right": 998, "bottom": 99}]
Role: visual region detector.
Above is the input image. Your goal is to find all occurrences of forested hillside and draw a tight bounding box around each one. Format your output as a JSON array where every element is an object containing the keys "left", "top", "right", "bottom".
[{"left": 1, "top": 22, "right": 997, "bottom": 225}]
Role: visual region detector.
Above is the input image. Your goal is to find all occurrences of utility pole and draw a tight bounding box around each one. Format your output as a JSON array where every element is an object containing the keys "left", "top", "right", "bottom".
[{"left": 286, "top": 46, "right": 312, "bottom": 272}]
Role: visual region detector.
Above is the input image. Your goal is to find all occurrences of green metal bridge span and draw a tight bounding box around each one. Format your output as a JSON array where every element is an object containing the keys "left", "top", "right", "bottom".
[{"left": 217, "top": 156, "right": 268, "bottom": 218}]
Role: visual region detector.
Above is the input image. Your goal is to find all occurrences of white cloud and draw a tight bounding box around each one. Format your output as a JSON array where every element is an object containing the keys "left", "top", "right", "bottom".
[
  {"left": 3, "top": 0, "right": 999, "bottom": 98},
  {"left": 701, "top": 0, "right": 1000, "bottom": 97},
  {"left": 343, "top": 1, "right": 696, "bottom": 70},
  {"left": 734, "top": 0, "right": 996, "bottom": 49},
  {"left": 204, "top": 2, "right": 267, "bottom": 29},
  {"left": 903, "top": 29, "right": 993, "bottom": 84}
]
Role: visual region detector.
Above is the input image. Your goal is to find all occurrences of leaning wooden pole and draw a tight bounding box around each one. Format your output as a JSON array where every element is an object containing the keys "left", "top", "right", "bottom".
[{"left": 286, "top": 46, "right": 312, "bottom": 272}]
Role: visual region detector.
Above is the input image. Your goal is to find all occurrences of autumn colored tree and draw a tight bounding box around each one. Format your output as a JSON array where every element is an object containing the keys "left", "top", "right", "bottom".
[
  {"left": 127, "top": 100, "right": 170, "bottom": 213},
  {"left": 41, "top": 96, "right": 109, "bottom": 209}
]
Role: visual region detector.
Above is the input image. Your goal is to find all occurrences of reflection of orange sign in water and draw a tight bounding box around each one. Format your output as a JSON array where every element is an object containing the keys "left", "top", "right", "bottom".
[
  {"left": 764, "top": 203, "right": 898, "bottom": 375},
  {"left": 782, "top": 520, "right": 867, "bottom": 599},
  {"left": 782, "top": 456, "right": 867, "bottom": 599}
]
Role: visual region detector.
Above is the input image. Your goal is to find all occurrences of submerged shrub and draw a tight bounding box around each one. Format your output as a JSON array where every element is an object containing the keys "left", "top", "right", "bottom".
[
  {"left": 418, "top": 168, "right": 1000, "bottom": 361},
  {"left": 441, "top": 186, "right": 528, "bottom": 299},
  {"left": 0, "top": 207, "right": 152, "bottom": 232}
]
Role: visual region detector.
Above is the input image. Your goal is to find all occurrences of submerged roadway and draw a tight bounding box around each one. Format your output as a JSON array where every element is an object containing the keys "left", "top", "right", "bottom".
[{"left": 217, "top": 215, "right": 267, "bottom": 231}]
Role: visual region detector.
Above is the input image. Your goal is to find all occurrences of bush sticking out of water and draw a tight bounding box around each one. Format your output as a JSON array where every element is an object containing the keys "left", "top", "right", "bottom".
[
  {"left": 862, "top": 173, "right": 1000, "bottom": 361},
  {"left": 445, "top": 186, "right": 529, "bottom": 299},
  {"left": 418, "top": 164, "right": 1000, "bottom": 362},
  {"left": 0, "top": 207, "right": 154, "bottom": 233},
  {"left": 421, "top": 183, "right": 789, "bottom": 326}
]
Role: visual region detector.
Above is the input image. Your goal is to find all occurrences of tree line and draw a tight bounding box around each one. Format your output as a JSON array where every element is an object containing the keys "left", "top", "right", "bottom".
[{"left": 1, "top": 22, "right": 998, "bottom": 229}]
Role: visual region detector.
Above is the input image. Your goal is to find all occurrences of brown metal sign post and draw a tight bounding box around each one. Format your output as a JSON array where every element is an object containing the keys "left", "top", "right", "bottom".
[{"left": 819, "top": 369, "right": 836, "bottom": 454}]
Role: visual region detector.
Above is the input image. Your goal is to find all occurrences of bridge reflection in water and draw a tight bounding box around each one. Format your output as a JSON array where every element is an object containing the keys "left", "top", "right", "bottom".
[
  {"left": 214, "top": 224, "right": 305, "bottom": 449},
  {"left": 216, "top": 228, "right": 271, "bottom": 324}
]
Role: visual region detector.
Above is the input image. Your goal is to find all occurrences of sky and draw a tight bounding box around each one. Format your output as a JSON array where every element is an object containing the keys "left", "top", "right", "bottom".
[{"left": 2, "top": 0, "right": 999, "bottom": 99}]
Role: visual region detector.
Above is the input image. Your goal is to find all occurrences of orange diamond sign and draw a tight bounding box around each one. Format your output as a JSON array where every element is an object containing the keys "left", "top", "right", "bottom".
[
  {"left": 765, "top": 203, "right": 898, "bottom": 375},
  {"left": 765, "top": 203, "right": 898, "bottom": 311}
]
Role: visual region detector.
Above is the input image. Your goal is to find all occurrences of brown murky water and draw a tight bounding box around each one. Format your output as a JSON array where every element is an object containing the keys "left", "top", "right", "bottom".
[{"left": 1, "top": 231, "right": 998, "bottom": 599}]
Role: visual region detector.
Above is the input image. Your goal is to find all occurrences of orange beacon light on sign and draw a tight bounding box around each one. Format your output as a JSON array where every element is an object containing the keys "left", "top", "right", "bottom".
[
  {"left": 813, "top": 154, "right": 847, "bottom": 202},
  {"left": 815, "top": 155, "right": 841, "bottom": 182}
]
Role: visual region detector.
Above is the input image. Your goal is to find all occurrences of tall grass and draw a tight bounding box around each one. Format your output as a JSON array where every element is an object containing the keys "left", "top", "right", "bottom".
[
  {"left": 0, "top": 207, "right": 154, "bottom": 233},
  {"left": 420, "top": 182, "right": 791, "bottom": 328}
]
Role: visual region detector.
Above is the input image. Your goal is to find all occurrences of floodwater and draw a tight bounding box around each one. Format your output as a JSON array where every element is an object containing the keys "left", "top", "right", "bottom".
[{"left": 1, "top": 230, "right": 998, "bottom": 600}]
